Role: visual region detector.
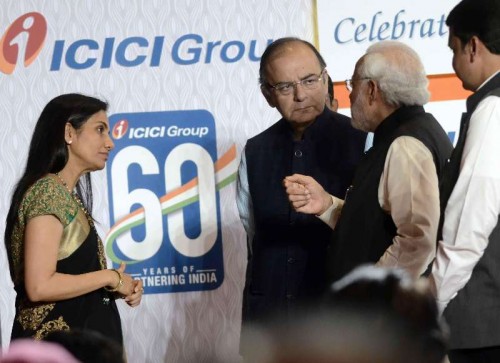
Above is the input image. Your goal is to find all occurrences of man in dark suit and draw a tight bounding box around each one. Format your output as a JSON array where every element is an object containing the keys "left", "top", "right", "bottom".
[{"left": 236, "top": 37, "right": 366, "bottom": 328}]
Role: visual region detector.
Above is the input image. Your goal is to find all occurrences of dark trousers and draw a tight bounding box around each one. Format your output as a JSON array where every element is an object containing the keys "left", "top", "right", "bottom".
[{"left": 449, "top": 346, "right": 500, "bottom": 363}]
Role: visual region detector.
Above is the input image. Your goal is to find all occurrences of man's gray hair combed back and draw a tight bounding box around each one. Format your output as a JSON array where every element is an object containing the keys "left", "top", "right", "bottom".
[{"left": 359, "top": 41, "right": 430, "bottom": 107}]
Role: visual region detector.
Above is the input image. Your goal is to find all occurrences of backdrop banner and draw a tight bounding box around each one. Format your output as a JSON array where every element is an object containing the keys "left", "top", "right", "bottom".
[
  {"left": 317, "top": 0, "right": 466, "bottom": 144},
  {"left": 0, "top": 1, "right": 314, "bottom": 362}
]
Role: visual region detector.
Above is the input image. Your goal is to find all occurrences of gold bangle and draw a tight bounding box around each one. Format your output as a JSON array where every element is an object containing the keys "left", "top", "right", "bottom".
[{"left": 105, "top": 269, "right": 123, "bottom": 292}]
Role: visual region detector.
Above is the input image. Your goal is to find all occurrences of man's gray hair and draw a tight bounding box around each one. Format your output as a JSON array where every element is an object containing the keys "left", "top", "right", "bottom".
[{"left": 358, "top": 41, "right": 430, "bottom": 107}]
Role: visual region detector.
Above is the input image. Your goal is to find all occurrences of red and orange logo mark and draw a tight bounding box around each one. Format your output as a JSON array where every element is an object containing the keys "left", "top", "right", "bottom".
[
  {"left": 112, "top": 119, "right": 129, "bottom": 140},
  {"left": 0, "top": 12, "right": 47, "bottom": 75}
]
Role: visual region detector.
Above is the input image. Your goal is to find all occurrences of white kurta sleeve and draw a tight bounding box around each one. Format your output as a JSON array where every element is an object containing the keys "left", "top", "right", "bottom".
[{"left": 376, "top": 136, "right": 440, "bottom": 280}]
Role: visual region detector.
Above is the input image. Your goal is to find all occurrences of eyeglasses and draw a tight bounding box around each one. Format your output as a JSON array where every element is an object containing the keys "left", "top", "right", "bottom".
[
  {"left": 268, "top": 70, "right": 325, "bottom": 96},
  {"left": 345, "top": 77, "right": 371, "bottom": 92}
]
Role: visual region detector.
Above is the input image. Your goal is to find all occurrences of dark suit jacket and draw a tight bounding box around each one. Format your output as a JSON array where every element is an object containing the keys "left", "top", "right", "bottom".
[{"left": 242, "top": 107, "right": 366, "bottom": 324}]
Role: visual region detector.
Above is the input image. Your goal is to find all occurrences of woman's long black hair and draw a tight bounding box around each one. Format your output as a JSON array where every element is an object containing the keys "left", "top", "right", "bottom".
[{"left": 4, "top": 93, "right": 108, "bottom": 267}]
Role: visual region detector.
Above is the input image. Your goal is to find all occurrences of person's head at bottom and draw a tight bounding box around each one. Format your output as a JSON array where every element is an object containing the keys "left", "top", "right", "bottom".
[
  {"left": 0, "top": 339, "right": 79, "bottom": 363},
  {"left": 242, "top": 265, "right": 447, "bottom": 363},
  {"left": 43, "top": 328, "right": 125, "bottom": 363},
  {"left": 325, "top": 265, "right": 448, "bottom": 363}
]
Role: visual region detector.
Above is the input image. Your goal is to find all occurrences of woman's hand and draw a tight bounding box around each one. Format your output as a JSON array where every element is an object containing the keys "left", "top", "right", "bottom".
[
  {"left": 112, "top": 262, "right": 143, "bottom": 307},
  {"left": 111, "top": 262, "right": 135, "bottom": 296},
  {"left": 124, "top": 279, "right": 144, "bottom": 307}
]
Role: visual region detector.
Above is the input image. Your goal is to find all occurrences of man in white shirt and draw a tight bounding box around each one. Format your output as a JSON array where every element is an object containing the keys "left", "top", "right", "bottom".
[{"left": 429, "top": 0, "right": 500, "bottom": 362}]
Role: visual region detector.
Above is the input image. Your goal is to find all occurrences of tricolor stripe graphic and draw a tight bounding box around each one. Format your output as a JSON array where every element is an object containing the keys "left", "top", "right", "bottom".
[{"left": 105, "top": 144, "right": 238, "bottom": 262}]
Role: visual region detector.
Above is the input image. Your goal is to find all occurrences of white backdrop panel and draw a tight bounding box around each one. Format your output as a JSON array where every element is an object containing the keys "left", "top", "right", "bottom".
[{"left": 0, "top": 1, "right": 314, "bottom": 362}]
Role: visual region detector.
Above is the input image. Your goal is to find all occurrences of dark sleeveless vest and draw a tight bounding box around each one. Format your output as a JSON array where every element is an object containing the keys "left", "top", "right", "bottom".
[
  {"left": 328, "top": 106, "right": 452, "bottom": 282},
  {"left": 243, "top": 108, "right": 366, "bottom": 323},
  {"left": 440, "top": 73, "right": 500, "bottom": 349}
]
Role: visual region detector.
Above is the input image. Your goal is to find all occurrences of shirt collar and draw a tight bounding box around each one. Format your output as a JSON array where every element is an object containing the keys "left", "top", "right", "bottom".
[
  {"left": 372, "top": 105, "right": 426, "bottom": 147},
  {"left": 466, "top": 71, "right": 500, "bottom": 114}
]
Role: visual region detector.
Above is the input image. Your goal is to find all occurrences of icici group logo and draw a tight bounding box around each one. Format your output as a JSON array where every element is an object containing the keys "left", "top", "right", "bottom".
[{"left": 0, "top": 12, "right": 47, "bottom": 75}]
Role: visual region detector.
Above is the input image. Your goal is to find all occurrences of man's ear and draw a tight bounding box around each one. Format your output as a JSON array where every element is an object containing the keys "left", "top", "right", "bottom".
[
  {"left": 367, "top": 80, "right": 377, "bottom": 105},
  {"left": 261, "top": 84, "right": 276, "bottom": 108},
  {"left": 469, "top": 36, "right": 480, "bottom": 62},
  {"left": 332, "top": 98, "right": 339, "bottom": 112},
  {"left": 469, "top": 35, "right": 488, "bottom": 63}
]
